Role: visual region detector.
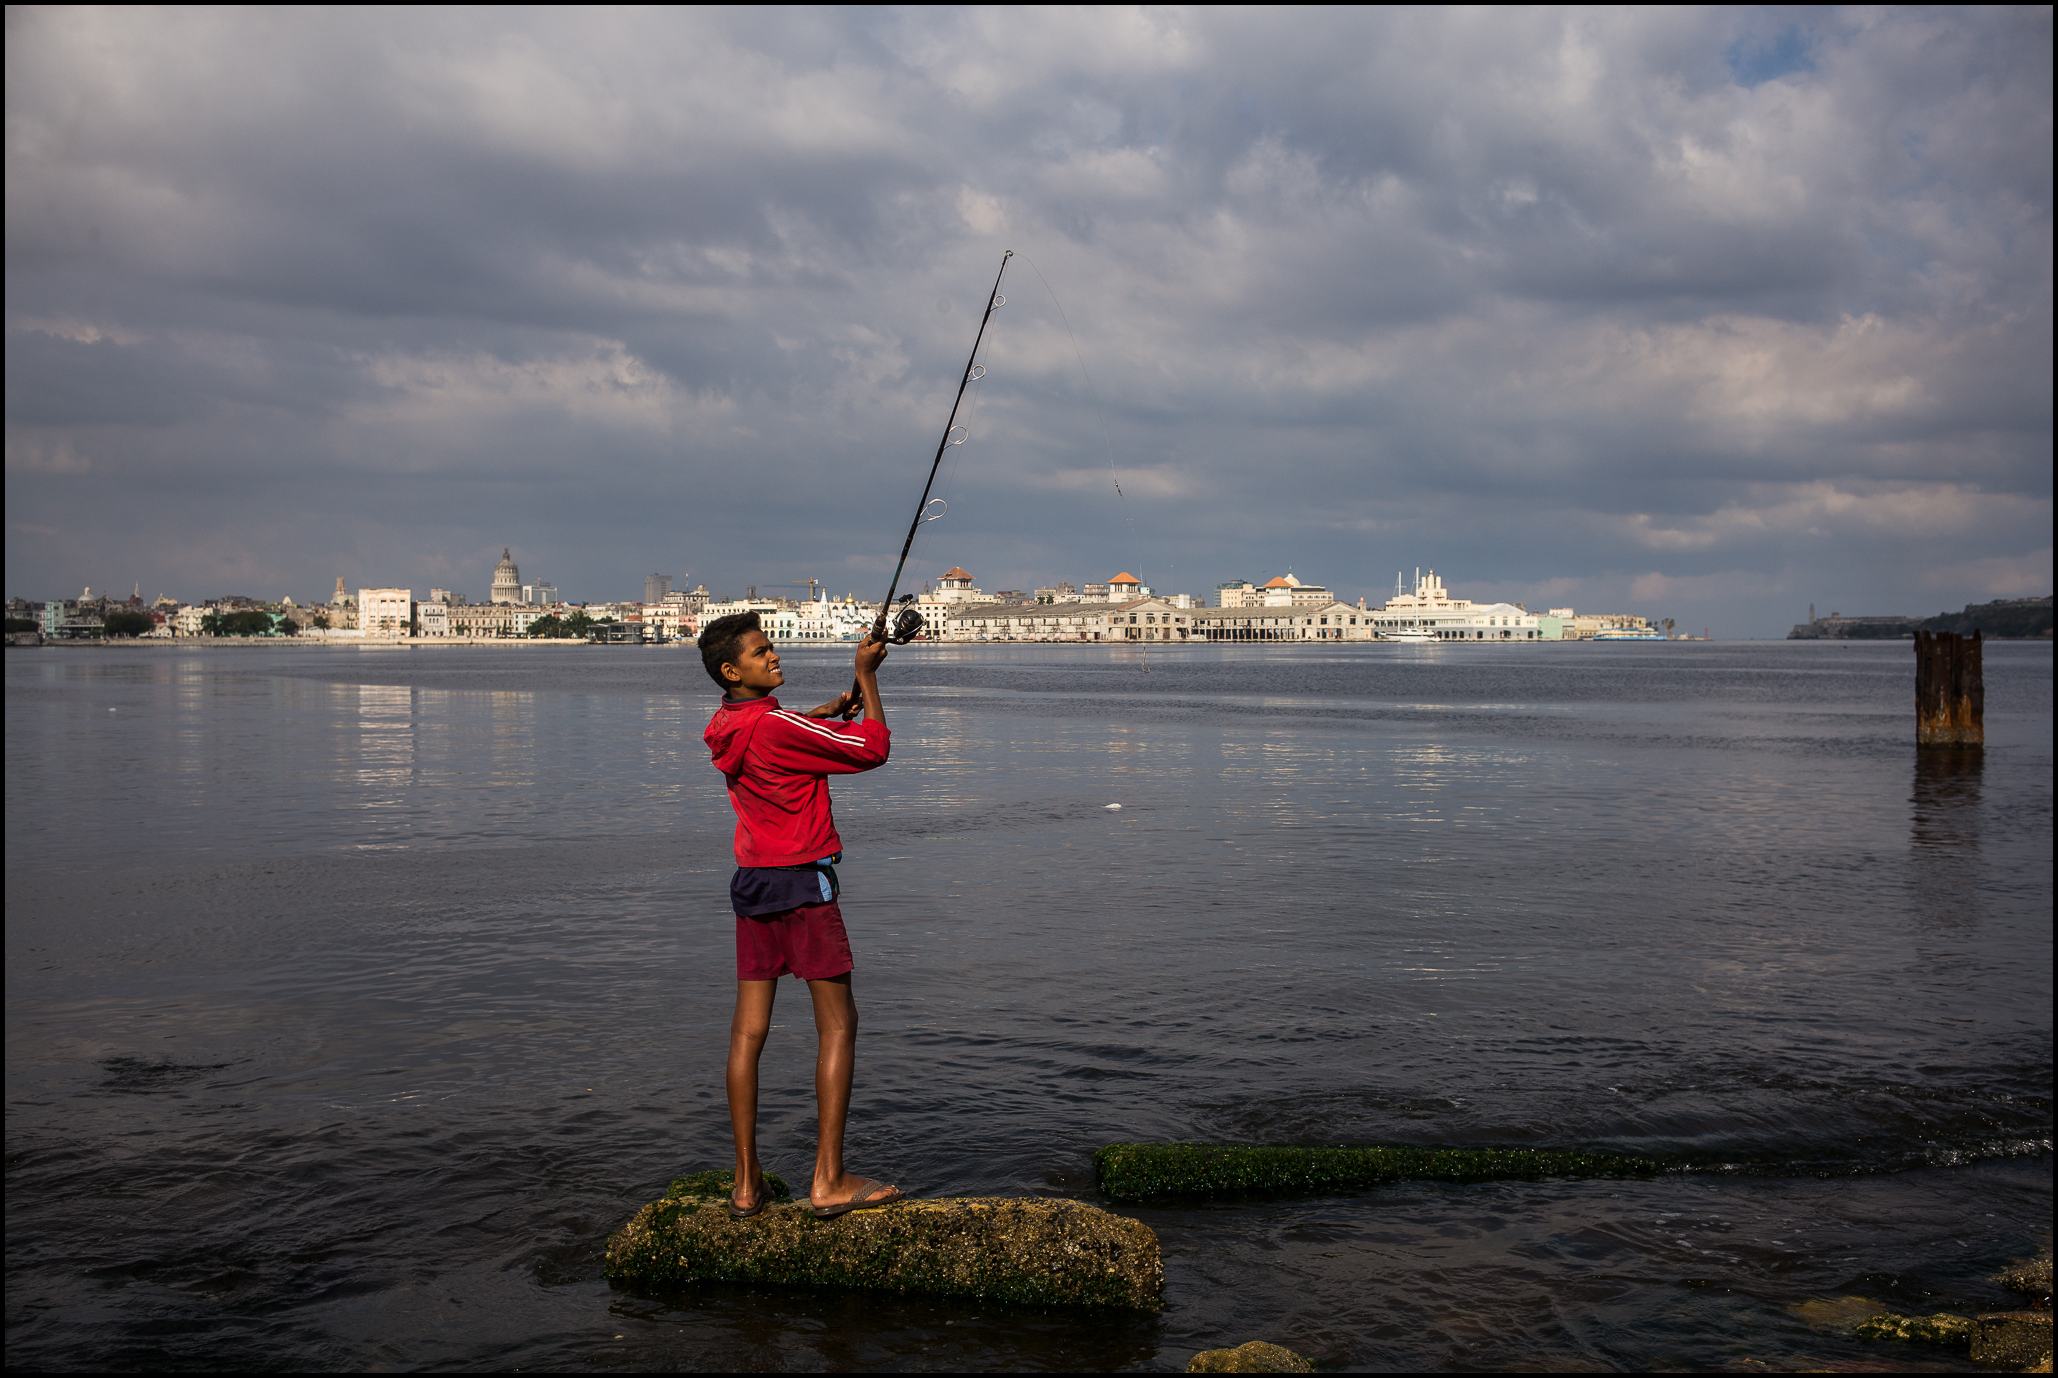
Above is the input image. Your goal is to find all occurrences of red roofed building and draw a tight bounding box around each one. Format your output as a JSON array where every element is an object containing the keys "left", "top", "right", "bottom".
[{"left": 1108, "top": 571, "right": 1150, "bottom": 597}]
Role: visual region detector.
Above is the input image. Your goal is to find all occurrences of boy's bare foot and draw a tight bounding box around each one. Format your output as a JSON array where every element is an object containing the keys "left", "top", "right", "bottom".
[
  {"left": 808, "top": 1174, "right": 903, "bottom": 1218},
  {"left": 728, "top": 1171, "right": 770, "bottom": 1219}
]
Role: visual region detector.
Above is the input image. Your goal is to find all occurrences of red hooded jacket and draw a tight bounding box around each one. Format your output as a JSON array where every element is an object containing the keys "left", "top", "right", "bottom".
[{"left": 704, "top": 696, "right": 891, "bottom": 866}]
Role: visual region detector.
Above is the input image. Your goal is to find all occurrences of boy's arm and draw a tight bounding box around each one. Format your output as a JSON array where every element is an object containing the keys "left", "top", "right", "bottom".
[
  {"left": 758, "top": 709, "right": 889, "bottom": 774},
  {"left": 853, "top": 633, "right": 885, "bottom": 728},
  {"left": 801, "top": 691, "right": 859, "bottom": 719},
  {"left": 804, "top": 634, "right": 888, "bottom": 720},
  {"left": 758, "top": 635, "right": 890, "bottom": 773}
]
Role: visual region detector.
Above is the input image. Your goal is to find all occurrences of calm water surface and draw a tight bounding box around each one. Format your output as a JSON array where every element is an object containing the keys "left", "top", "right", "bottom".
[{"left": 5, "top": 640, "right": 2052, "bottom": 1371}]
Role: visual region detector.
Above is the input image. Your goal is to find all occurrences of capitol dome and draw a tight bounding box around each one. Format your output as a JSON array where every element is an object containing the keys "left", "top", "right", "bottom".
[{"left": 491, "top": 548, "right": 522, "bottom": 604}]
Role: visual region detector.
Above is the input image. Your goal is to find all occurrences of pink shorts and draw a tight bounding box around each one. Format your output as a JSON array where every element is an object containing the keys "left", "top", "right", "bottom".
[{"left": 735, "top": 900, "right": 854, "bottom": 981}]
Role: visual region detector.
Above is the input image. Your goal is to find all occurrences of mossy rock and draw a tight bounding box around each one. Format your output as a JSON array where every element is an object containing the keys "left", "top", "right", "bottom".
[
  {"left": 607, "top": 1185, "right": 1162, "bottom": 1311},
  {"left": 1093, "top": 1141, "right": 1679, "bottom": 1203},
  {"left": 666, "top": 1169, "right": 793, "bottom": 1204},
  {"left": 1188, "top": 1340, "right": 1314, "bottom": 1372},
  {"left": 1995, "top": 1252, "right": 2054, "bottom": 1307},
  {"left": 1853, "top": 1311, "right": 1975, "bottom": 1345},
  {"left": 1972, "top": 1311, "right": 2055, "bottom": 1370}
]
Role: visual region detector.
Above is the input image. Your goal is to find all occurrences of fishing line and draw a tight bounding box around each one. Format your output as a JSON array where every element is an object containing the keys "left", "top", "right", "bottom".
[
  {"left": 841, "top": 250, "right": 1013, "bottom": 715},
  {"left": 1015, "top": 252, "right": 1155, "bottom": 672}
]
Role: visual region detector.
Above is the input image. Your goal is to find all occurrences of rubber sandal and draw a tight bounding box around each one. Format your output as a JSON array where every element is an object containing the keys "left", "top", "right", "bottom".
[
  {"left": 809, "top": 1179, "right": 904, "bottom": 1219},
  {"left": 727, "top": 1177, "right": 770, "bottom": 1220}
]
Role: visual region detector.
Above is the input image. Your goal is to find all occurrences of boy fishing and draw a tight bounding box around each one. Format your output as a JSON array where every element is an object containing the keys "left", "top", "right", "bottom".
[{"left": 699, "top": 611, "right": 905, "bottom": 1219}]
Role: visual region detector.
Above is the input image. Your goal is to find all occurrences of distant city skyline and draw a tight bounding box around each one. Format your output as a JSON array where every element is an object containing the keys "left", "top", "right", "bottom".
[{"left": 6, "top": 8, "right": 2050, "bottom": 638}]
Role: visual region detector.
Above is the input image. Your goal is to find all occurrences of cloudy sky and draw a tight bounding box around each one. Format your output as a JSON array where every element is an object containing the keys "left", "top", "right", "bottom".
[{"left": 6, "top": 6, "right": 2051, "bottom": 635}]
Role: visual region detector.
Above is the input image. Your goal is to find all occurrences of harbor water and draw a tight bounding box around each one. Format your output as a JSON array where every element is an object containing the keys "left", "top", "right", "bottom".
[{"left": 4, "top": 640, "right": 2052, "bottom": 1371}]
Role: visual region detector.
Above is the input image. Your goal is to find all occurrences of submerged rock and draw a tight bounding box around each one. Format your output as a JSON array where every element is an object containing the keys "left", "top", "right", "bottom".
[
  {"left": 1093, "top": 1141, "right": 1679, "bottom": 1203},
  {"left": 606, "top": 1177, "right": 1162, "bottom": 1311},
  {"left": 1852, "top": 1311, "right": 1975, "bottom": 1344},
  {"left": 1187, "top": 1340, "right": 1314, "bottom": 1372},
  {"left": 1972, "top": 1311, "right": 2054, "bottom": 1370}
]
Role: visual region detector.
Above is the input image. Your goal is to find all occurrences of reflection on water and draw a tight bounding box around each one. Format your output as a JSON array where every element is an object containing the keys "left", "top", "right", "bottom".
[
  {"left": 352, "top": 684, "right": 414, "bottom": 849},
  {"left": 1910, "top": 748, "right": 1985, "bottom": 927}
]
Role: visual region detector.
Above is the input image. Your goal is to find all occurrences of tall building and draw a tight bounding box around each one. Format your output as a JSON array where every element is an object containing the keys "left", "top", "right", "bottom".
[
  {"left": 645, "top": 573, "right": 673, "bottom": 604},
  {"left": 332, "top": 576, "right": 352, "bottom": 607},
  {"left": 491, "top": 549, "right": 522, "bottom": 605}
]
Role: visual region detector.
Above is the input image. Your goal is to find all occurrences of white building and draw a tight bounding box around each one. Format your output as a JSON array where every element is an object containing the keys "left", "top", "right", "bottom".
[
  {"left": 942, "top": 596, "right": 1191, "bottom": 642},
  {"left": 491, "top": 549, "right": 522, "bottom": 605},
  {"left": 1191, "top": 601, "right": 1375, "bottom": 641},
  {"left": 930, "top": 567, "right": 985, "bottom": 604},
  {"left": 359, "top": 587, "right": 415, "bottom": 637},
  {"left": 416, "top": 600, "right": 451, "bottom": 637},
  {"left": 1371, "top": 570, "right": 1542, "bottom": 641},
  {"left": 642, "top": 601, "right": 693, "bottom": 642},
  {"left": 1220, "top": 573, "right": 1333, "bottom": 608},
  {"left": 174, "top": 605, "right": 210, "bottom": 637}
]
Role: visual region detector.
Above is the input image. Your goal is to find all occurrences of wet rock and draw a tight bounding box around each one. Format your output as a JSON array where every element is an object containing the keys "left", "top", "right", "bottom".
[
  {"left": 1094, "top": 1141, "right": 1681, "bottom": 1203},
  {"left": 606, "top": 1177, "right": 1162, "bottom": 1310},
  {"left": 1788, "top": 1295, "right": 1893, "bottom": 1333},
  {"left": 1852, "top": 1311, "right": 1974, "bottom": 1344},
  {"left": 1187, "top": 1340, "right": 1314, "bottom": 1372},
  {"left": 1972, "top": 1311, "right": 2054, "bottom": 1370},
  {"left": 1995, "top": 1252, "right": 2054, "bottom": 1308}
]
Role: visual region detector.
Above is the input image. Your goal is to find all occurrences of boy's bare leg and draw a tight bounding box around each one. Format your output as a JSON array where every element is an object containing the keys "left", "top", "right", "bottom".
[
  {"left": 726, "top": 978, "right": 777, "bottom": 1210},
  {"left": 805, "top": 974, "right": 901, "bottom": 1208}
]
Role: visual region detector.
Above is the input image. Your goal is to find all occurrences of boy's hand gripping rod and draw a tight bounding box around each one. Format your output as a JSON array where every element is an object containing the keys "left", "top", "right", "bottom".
[{"left": 841, "top": 249, "right": 1013, "bottom": 718}]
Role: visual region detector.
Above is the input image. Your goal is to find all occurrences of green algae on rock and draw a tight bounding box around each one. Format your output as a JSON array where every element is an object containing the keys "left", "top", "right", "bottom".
[
  {"left": 1093, "top": 1141, "right": 1678, "bottom": 1203},
  {"left": 665, "top": 1169, "right": 793, "bottom": 1204},
  {"left": 1853, "top": 1311, "right": 1975, "bottom": 1344},
  {"left": 1187, "top": 1340, "right": 1314, "bottom": 1372},
  {"left": 606, "top": 1185, "right": 1162, "bottom": 1311},
  {"left": 1995, "top": 1251, "right": 2054, "bottom": 1308}
]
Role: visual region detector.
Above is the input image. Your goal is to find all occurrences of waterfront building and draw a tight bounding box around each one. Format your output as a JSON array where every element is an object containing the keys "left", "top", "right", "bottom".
[
  {"left": 447, "top": 601, "right": 536, "bottom": 637},
  {"left": 642, "top": 601, "right": 692, "bottom": 642},
  {"left": 359, "top": 588, "right": 415, "bottom": 637},
  {"left": 1219, "top": 573, "right": 1332, "bottom": 608},
  {"left": 490, "top": 549, "right": 522, "bottom": 605},
  {"left": 943, "top": 599, "right": 1133, "bottom": 642},
  {"left": 932, "top": 567, "right": 985, "bottom": 604},
  {"left": 1191, "top": 601, "right": 1375, "bottom": 641},
  {"left": 700, "top": 597, "right": 782, "bottom": 625},
  {"left": 1371, "top": 570, "right": 1542, "bottom": 641},
  {"left": 1546, "top": 607, "right": 1656, "bottom": 640},
  {"left": 416, "top": 600, "right": 451, "bottom": 637},
  {"left": 1108, "top": 572, "right": 1149, "bottom": 599}
]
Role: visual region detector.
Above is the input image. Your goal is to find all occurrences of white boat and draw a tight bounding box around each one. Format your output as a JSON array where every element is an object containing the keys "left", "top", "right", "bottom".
[
  {"left": 1379, "top": 627, "right": 1439, "bottom": 644},
  {"left": 1591, "top": 628, "right": 1665, "bottom": 641}
]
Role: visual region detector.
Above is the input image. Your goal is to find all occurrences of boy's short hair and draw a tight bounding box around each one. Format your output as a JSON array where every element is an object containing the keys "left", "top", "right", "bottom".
[{"left": 700, "top": 611, "right": 763, "bottom": 690}]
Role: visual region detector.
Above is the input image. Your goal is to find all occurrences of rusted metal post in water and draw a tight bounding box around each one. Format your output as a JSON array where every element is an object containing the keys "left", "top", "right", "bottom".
[{"left": 1914, "top": 630, "right": 1984, "bottom": 748}]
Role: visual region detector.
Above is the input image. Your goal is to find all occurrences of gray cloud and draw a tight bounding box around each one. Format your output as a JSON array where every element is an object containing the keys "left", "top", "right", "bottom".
[{"left": 5, "top": 5, "right": 2050, "bottom": 632}]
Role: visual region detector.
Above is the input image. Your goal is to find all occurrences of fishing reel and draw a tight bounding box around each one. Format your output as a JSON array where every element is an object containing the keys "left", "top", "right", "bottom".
[{"left": 879, "top": 595, "right": 926, "bottom": 645}]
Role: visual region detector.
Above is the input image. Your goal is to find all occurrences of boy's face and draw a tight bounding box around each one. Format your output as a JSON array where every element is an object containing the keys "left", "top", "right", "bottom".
[{"left": 722, "top": 629, "right": 784, "bottom": 696}]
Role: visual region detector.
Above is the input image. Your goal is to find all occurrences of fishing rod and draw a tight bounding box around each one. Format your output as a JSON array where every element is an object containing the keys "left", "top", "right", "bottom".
[{"left": 841, "top": 248, "right": 1012, "bottom": 716}]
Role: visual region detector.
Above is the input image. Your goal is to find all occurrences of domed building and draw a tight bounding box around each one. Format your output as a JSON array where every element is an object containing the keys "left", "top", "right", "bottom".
[{"left": 491, "top": 548, "right": 522, "bottom": 605}]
